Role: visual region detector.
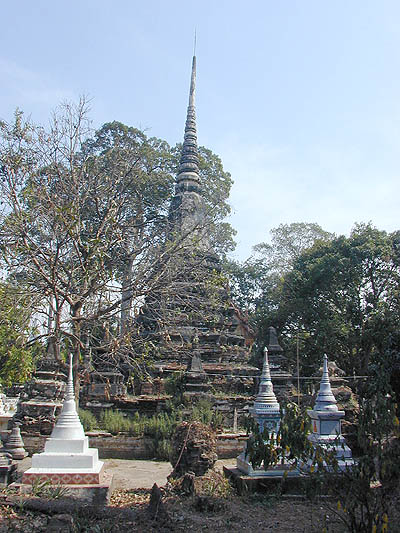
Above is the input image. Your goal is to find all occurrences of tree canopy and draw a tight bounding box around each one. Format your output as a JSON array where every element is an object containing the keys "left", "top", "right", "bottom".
[
  {"left": 278, "top": 223, "right": 400, "bottom": 375},
  {"left": 228, "top": 222, "right": 400, "bottom": 376},
  {"left": 0, "top": 101, "right": 236, "bottom": 379}
]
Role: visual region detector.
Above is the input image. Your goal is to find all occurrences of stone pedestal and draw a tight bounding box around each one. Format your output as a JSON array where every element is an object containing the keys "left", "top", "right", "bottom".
[
  {"left": 81, "top": 369, "right": 126, "bottom": 404},
  {"left": 0, "top": 393, "right": 17, "bottom": 433},
  {"left": 4, "top": 423, "right": 27, "bottom": 460},
  {"left": 15, "top": 358, "right": 67, "bottom": 436}
]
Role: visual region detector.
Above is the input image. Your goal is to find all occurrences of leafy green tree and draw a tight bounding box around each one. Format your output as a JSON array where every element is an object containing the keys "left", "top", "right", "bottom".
[
  {"left": 253, "top": 222, "right": 334, "bottom": 274},
  {"left": 225, "top": 222, "right": 334, "bottom": 355},
  {"left": 0, "top": 282, "right": 39, "bottom": 386},
  {"left": 277, "top": 223, "right": 400, "bottom": 375}
]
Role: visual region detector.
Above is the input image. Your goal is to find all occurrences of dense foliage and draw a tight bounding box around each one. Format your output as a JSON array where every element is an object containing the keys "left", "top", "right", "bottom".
[
  {"left": 228, "top": 223, "right": 400, "bottom": 376},
  {"left": 0, "top": 103, "right": 235, "bottom": 378},
  {"left": 0, "top": 282, "right": 39, "bottom": 386}
]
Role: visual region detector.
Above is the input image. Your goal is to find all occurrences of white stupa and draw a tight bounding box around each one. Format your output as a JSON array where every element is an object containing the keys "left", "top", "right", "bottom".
[
  {"left": 307, "top": 355, "right": 353, "bottom": 470},
  {"left": 23, "top": 355, "right": 104, "bottom": 485}
]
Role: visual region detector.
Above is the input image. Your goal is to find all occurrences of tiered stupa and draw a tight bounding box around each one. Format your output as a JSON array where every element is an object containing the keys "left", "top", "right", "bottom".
[
  {"left": 136, "top": 56, "right": 256, "bottom": 391},
  {"left": 250, "top": 348, "right": 281, "bottom": 434},
  {"left": 307, "top": 355, "right": 353, "bottom": 470},
  {"left": 266, "top": 327, "right": 292, "bottom": 396},
  {"left": 237, "top": 348, "right": 285, "bottom": 476},
  {"left": 23, "top": 355, "right": 105, "bottom": 486}
]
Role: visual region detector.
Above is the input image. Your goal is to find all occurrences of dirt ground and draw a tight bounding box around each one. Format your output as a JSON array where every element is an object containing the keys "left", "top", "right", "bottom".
[
  {"left": 17, "top": 456, "right": 175, "bottom": 490},
  {"left": 0, "top": 458, "right": 348, "bottom": 532}
]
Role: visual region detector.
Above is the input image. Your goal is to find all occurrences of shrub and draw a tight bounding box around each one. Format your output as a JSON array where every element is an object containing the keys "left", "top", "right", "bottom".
[
  {"left": 164, "top": 372, "right": 186, "bottom": 404},
  {"left": 99, "top": 409, "right": 131, "bottom": 434},
  {"left": 190, "top": 399, "right": 224, "bottom": 430},
  {"left": 78, "top": 409, "right": 99, "bottom": 432}
]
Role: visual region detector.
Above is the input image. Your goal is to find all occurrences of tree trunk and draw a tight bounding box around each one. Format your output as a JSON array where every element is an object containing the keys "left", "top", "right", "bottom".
[
  {"left": 120, "top": 256, "right": 134, "bottom": 336},
  {"left": 71, "top": 303, "right": 82, "bottom": 406}
]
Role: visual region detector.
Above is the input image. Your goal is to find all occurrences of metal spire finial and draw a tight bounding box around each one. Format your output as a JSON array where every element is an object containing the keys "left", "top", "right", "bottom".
[{"left": 177, "top": 52, "right": 199, "bottom": 178}]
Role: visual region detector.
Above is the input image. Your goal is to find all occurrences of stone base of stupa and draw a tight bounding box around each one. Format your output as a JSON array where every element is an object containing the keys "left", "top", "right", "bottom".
[
  {"left": 236, "top": 451, "right": 300, "bottom": 478},
  {"left": 22, "top": 462, "right": 105, "bottom": 485},
  {"left": 13, "top": 470, "right": 114, "bottom": 505}
]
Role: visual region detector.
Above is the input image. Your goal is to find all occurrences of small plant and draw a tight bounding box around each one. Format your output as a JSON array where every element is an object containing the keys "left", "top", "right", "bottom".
[
  {"left": 164, "top": 371, "right": 186, "bottom": 404},
  {"left": 30, "top": 478, "right": 70, "bottom": 499},
  {"left": 99, "top": 409, "right": 132, "bottom": 434},
  {"left": 201, "top": 472, "right": 233, "bottom": 499},
  {"left": 78, "top": 408, "right": 99, "bottom": 432},
  {"left": 243, "top": 402, "right": 313, "bottom": 471},
  {"left": 30, "top": 478, "right": 51, "bottom": 497},
  {"left": 190, "top": 399, "right": 224, "bottom": 430},
  {"left": 154, "top": 438, "right": 172, "bottom": 461}
]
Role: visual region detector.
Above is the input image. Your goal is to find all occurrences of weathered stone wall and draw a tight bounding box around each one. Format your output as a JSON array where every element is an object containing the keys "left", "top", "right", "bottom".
[{"left": 22, "top": 432, "right": 247, "bottom": 460}]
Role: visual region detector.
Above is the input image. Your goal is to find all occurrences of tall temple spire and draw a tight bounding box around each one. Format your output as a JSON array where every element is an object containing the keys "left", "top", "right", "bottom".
[
  {"left": 168, "top": 54, "right": 208, "bottom": 244},
  {"left": 177, "top": 55, "right": 200, "bottom": 182}
]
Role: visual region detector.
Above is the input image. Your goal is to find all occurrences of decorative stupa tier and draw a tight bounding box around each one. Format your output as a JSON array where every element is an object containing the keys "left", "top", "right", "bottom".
[
  {"left": 135, "top": 55, "right": 255, "bottom": 385},
  {"left": 307, "top": 355, "right": 353, "bottom": 470},
  {"left": 23, "top": 355, "right": 104, "bottom": 485}
]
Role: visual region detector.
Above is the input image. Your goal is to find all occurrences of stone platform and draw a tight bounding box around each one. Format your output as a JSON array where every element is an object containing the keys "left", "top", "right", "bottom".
[
  {"left": 22, "top": 463, "right": 105, "bottom": 485},
  {"left": 223, "top": 466, "right": 306, "bottom": 495}
]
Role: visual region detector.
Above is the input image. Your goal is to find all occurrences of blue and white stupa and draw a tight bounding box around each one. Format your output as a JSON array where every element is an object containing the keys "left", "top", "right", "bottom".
[
  {"left": 250, "top": 347, "right": 281, "bottom": 435},
  {"left": 237, "top": 348, "right": 285, "bottom": 476},
  {"left": 307, "top": 355, "right": 353, "bottom": 470}
]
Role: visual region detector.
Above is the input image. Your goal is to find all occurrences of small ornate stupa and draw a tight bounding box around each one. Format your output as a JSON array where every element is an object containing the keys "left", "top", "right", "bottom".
[
  {"left": 4, "top": 423, "right": 27, "bottom": 460},
  {"left": 307, "top": 355, "right": 353, "bottom": 470},
  {"left": 250, "top": 348, "right": 281, "bottom": 434},
  {"left": 236, "top": 348, "right": 285, "bottom": 476},
  {"left": 22, "top": 355, "right": 105, "bottom": 485}
]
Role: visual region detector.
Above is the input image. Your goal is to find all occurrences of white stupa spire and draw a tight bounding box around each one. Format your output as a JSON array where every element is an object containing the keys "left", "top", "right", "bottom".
[
  {"left": 50, "top": 354, "right": 85, "bottom": 440},
  {"left": 314, "top": 354, "right": 338, "bottom": 412}
]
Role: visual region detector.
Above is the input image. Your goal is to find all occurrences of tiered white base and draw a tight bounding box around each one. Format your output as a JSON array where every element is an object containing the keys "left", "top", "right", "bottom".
[{"left": 23, "top": 435, "right": 104, "bottom": 485}]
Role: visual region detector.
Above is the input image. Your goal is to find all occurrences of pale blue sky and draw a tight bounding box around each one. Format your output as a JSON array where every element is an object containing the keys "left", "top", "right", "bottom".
[{"left": 1, "top": 0, "right": 399, "bottom": 260}]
